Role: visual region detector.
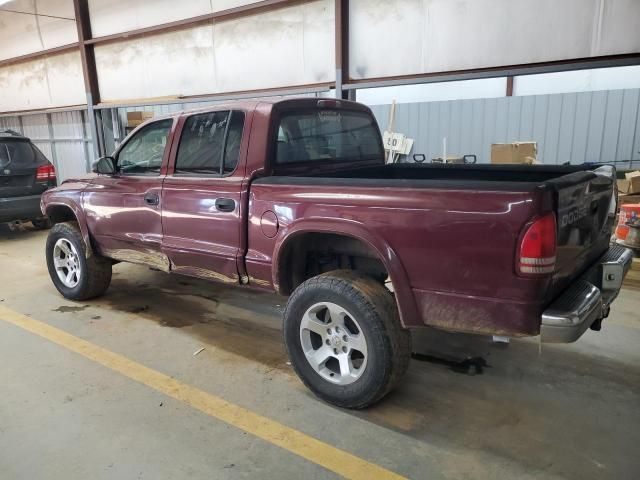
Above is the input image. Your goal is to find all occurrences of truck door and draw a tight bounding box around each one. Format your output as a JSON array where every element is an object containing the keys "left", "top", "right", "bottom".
[
  {"left": 83, "top": 118, "right": 174, "bottom": 270},
  {"left": 160, "top": 110, "right": 246, "bottom": 284}
]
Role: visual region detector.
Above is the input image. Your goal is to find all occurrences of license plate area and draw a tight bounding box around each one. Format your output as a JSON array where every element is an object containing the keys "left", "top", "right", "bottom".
[{"left": 0, "top": 174, "right": 31, "bottom": 187}]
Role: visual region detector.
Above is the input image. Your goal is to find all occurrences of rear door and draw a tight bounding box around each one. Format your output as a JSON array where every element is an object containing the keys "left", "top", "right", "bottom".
[
  {"left": 0, "top": 138, "right": 51, "bottom": 198},
  {"left": 161, "top": 110, "right": 246, "bottom": 284},
  {"left": 83, "top": 119, "right": 174, "bottom": 269}
]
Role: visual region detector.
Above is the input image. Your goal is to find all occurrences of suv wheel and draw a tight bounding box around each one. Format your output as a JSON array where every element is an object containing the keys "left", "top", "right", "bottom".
[
  {"left": 284, "top": 270, "right": 411, "bottom": 409},
  {"left": 46, "top": 221, "right": 112, "bottom": 300}
]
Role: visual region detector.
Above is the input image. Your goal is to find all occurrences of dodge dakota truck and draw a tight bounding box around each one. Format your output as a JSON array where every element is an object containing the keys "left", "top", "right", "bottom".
[{"left": 41, "top": 98, "right": 633, "bottom": 408}]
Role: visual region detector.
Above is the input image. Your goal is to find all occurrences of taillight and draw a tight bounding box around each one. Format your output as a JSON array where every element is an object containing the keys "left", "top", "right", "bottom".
[
  {"left": 517, "top": 213, "right": 557, "bottom": 276},
  {"left": 36, "top": 164, "right": 56, "bottom": 181}
]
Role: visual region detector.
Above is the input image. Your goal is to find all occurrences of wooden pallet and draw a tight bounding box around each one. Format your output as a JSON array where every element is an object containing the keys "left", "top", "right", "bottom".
[{"left": 623, "top": 258, "right": 640, "bottom": 290}]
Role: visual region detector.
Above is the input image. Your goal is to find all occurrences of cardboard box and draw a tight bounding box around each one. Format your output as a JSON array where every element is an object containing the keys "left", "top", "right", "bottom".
[
  {"left": 491, "top": 142, "right": 537, "bottom": 165},
  {"left": 624, "top": 171, "right": 640, "bottom": 194},
  {"left": 617, "top": 179, "right": 631, "bottom": 194},
  {"left": 619, "top": 194, "right": 640, "bottom": 205},
  {"left": 127, "top": 111, "right": 154, "bottom": 127}
]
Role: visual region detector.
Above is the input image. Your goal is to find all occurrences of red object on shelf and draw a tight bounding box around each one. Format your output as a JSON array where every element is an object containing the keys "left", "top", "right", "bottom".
[{"left": 616, "top": 204, "right": 640, "bottom": 240}]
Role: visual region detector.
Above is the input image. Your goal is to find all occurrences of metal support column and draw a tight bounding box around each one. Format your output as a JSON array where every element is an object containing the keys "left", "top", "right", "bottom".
[
  {"left": 335, "top": 0, "right": 350, "bottom": 100},
  {"left": 506, "top": 76, "right": 514, "bottom": 96},
  {"left": 73, "top": 0, "right": 101, "bottom": 160},
  {"left": 45, "top": 113, "right": 59, "bottom": 171},
  {"left": 80, "top": 110, "right": 92, "bottom": 171}
]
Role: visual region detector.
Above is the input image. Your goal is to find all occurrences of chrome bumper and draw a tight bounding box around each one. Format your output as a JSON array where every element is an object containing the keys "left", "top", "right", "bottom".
[{"left": 541, "top": 245, "right": 634, "bottom": 343}]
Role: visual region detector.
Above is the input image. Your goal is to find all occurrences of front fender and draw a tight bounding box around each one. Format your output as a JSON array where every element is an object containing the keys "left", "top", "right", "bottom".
[
  {"left": 43, "top": 190, "right": 93, "bottom": 258},
  {"left": 273, "top": 217, "right": 420, "bottom": 328}
]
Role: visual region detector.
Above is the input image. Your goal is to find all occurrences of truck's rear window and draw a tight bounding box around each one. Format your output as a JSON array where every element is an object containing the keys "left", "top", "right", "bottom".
[{"left": 275, "top": 109, "right": 383, "bottom": 165}]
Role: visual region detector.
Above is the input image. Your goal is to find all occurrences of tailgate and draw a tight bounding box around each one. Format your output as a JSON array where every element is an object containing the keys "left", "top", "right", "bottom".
[{"left": 548, "top": 166, "right": 615, "bottom": 294}]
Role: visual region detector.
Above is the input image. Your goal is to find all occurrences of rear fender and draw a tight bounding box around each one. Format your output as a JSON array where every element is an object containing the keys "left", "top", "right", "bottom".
[{"left": 273, "top": 218, "right": 420, "bottom": 328}]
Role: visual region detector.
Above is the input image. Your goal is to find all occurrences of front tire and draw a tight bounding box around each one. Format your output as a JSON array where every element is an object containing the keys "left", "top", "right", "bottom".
[
  {"left": 46, "top": 222, "right": 112, "bottom": 300},
  {"left": 284, "top": 270, "right": 411, "bottom": 409}
]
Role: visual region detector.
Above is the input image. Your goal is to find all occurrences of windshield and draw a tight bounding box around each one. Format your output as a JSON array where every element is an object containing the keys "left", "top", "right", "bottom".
[{"left": 274, "top": 109, "right": 383, "bottom": 165}]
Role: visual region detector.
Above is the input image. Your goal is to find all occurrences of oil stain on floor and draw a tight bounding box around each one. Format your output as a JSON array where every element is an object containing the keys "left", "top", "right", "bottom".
[{"left": 52, "top": 305, "right": 90, "bottom": 313}]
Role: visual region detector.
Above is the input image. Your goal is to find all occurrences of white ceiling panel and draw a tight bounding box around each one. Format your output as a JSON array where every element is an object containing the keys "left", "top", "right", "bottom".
[
  {"left": 0, "top": 50, "right": 85, "bottom": 111},
  {"left": 94, "top": 0, "right": 334, "bottom": 102},
  {"left": 88, "top": 0, "right": 262, "bottom": 38},
  {"left": 0, "top": 0, "right": 77, "bottom": 61},
  {"left": 95, "top": 25, "right": 216, "bottom": 101},
  {"left": 350, "top": 0, "right": 640, "bottom": 80}
]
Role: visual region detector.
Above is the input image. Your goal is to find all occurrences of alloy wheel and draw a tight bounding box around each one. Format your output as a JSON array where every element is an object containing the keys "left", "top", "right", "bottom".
[{"left": 299, "top": 302, "right": 368, "bottom": 385}]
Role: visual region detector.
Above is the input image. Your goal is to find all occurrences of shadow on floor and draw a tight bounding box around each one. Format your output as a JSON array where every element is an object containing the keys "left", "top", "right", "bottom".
[{"left": 17, "top": 235, "right": 639, "bottom": 480}]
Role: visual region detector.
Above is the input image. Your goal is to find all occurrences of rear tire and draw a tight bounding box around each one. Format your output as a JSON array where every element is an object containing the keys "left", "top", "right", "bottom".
[
  {"left": 284, "top": 270, "right": 411, "bottom": 409},
  {"left": 46, "top": 222, "right": 112, "bottom": 300}
]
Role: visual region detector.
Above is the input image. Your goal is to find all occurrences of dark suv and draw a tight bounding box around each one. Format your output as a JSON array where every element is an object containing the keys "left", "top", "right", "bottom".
[{"left": 0, "top": 129, "right": 56, "bottom": 228}]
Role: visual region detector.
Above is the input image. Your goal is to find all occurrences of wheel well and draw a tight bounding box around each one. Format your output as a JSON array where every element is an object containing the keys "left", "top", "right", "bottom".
[
  {"left": 46, "top": 205, "right": 77, "bottom": 224},
  {"left": 277, "top": 233, "right": 388, "bottom": 295}
]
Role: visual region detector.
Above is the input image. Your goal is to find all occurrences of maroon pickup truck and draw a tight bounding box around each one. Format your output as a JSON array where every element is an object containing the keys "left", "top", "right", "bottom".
[{"left": 41, "top": 98, "right": 633, "bottom": 408}]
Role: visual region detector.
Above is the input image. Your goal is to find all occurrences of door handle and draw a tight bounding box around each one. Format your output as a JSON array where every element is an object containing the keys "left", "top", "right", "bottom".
[
  {"left": 215, "top": 198, "right": 236, "bottom": 212},
  {"left": 144, "top": 192, "right": 159, "bottom": 206}
]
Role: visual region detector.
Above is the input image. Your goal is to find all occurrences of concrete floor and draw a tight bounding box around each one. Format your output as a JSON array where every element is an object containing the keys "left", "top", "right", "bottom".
[{"left": 0, "top": 224, "right": 638, "bottom": 480}]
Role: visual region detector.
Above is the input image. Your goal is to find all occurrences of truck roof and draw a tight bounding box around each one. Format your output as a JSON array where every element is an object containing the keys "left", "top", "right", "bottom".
[{"left": 148, "top": 97, "right": 370, "bottom": 121}]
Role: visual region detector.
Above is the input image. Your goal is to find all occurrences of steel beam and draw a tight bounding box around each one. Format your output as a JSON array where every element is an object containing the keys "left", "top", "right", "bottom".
[
  {"left": 0, "top": 105, "right": 87, "bottom": 117},
  {"left": 72, "top": 0, "right": 100, "bottom": 159},
  {"left": 343, "top": 54, "right": 640, "bottom": 90},
  {"left": 506, "top": 76, "right": 514, "bottom": 96},
  {"left": 0, "top": 43, "right": 79, "bottom": 68},
  {"left": 93, "top": 83, "right": 333, "bottom": 110},
  {"left": 334, "top": 0, "right": 349, "bottom": 99}
]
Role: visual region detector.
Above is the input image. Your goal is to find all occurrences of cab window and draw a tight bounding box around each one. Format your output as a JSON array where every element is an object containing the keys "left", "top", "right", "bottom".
[
  {"left": 274, "top": 109, "right": 382, "bottom": 165},
  {"left": 117, "top": 119, "right": 172, "bottom": 175},
  {"left": 175, "top": 111, "right": 245, "bottom": 176}
]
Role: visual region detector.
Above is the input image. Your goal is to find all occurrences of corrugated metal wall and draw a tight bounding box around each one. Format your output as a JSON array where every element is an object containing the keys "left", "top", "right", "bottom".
[
  {"left": 0, "top": 110, "right": 92, "bottom": 181},
  {"left": 50, "top": 111, "right": 92, "bottom": 181},
  {"left": 370, "top": 88, "right": 640, "bottom": 167},
  {"left": 4, "top": 88, "right": 640, "bottom": 182}
]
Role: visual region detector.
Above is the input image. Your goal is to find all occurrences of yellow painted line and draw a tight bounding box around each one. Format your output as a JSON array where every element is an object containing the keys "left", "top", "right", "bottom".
[{"left": 0, "top": 305, "right": 405, "bottom": 480}]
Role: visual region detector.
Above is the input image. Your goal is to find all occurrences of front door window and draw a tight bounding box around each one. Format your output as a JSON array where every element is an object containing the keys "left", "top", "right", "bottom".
[{"left": 117, "top": 119, "right": 173, "bottom": 175}]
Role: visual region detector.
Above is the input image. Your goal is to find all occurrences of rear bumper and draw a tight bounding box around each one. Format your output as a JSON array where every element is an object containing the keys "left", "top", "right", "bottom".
[
  {"left": 541, "top": 245, "right": 634, "bottom": 343},
  {"left": 0, "top": 194, "right": 44, "bottom": 223}
]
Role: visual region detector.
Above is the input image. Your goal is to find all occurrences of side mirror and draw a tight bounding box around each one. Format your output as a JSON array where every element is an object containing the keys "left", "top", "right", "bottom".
[{"left": 92, "top": 156, "right": 116, "bottom": 175}]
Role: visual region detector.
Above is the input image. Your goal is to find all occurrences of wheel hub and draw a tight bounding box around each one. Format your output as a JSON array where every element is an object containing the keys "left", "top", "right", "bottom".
[
  {"left": 299, "top": 302, "right": 368, "bottom": 385},
  {"left": 53, "top": 238, "right": 81, "bottom": 288}
]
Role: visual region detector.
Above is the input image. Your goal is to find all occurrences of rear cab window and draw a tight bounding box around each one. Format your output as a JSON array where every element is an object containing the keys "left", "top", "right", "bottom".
[
  {"left": 175, "top": 110, "right": 245, "bottom": 176},
  {"left": 274, "top": 109, "right": 383, "bottom": 166}
]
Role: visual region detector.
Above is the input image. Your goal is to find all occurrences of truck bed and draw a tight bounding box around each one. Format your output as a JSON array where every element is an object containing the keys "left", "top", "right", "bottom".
[
  {"left": 266, "top": 162, "right": 599, "bottom": 192},
  {"left": 252, "top": 161, "right": 615, "bottom": 335}
]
